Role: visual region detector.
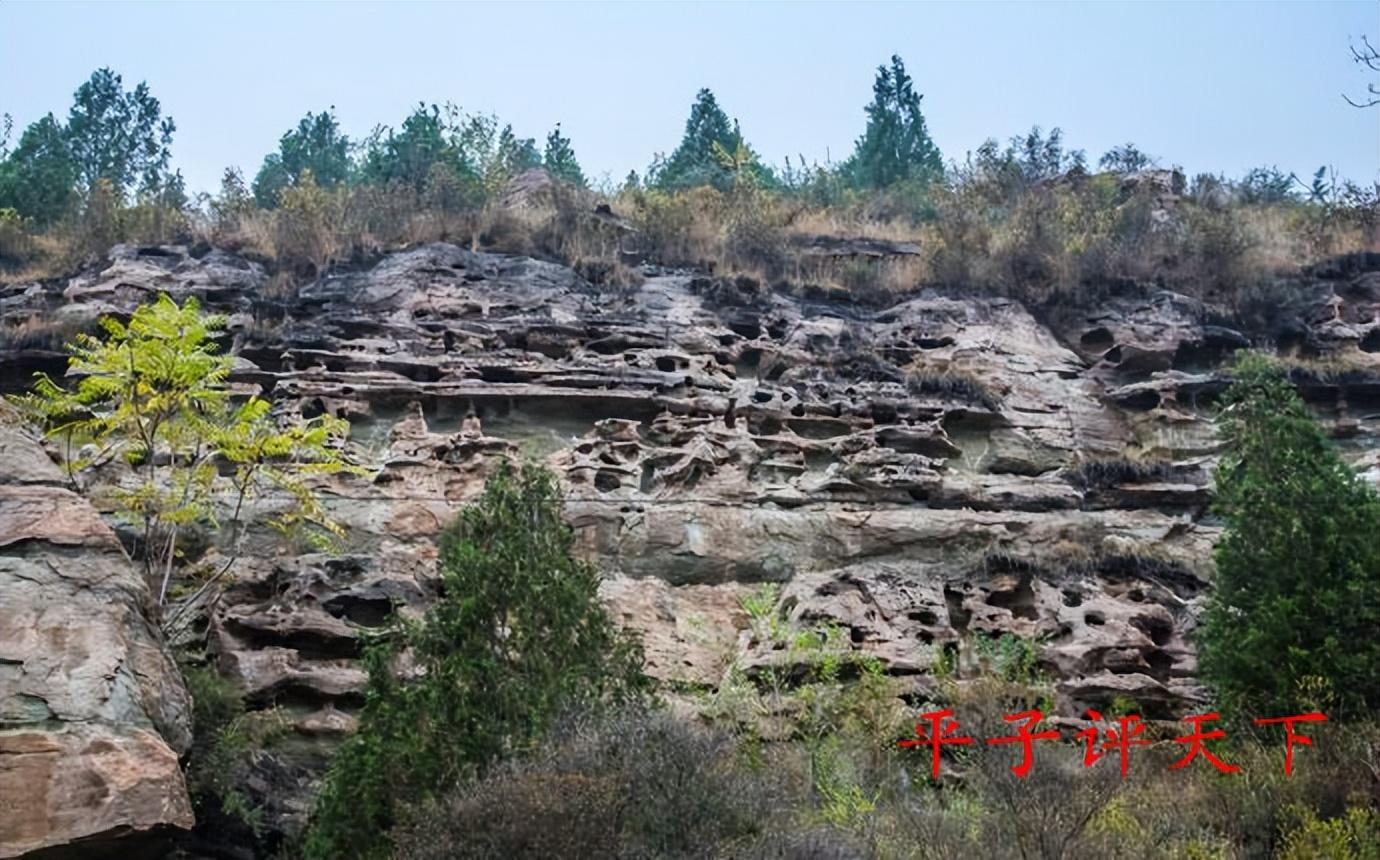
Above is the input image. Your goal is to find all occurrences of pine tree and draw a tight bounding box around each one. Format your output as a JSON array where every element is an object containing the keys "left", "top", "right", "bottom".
[
  {"left": 542, "top": 123, "right": 586, "bottom": 186},
  {"left": 303, "top": 463, "right": 647, "bottom": 859},
  {"left": 846, "top": 55, "right": 943, "bottom": 190},
  {"left": 1199, "top": 353, "right": 1380, "bottom": 718},
  {"left": 653, "top": 89, "right": 770, "bottom": 192}
]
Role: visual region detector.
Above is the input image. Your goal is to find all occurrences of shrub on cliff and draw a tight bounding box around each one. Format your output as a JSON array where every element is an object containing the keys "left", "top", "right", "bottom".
[
  {"left": 9, "top": 293, "right": 354, "bottom": 627},
  {"left": 1200, "top": 352, "right": 1380, "bottom": 718},
  {"left": 390, "top": 708, "right": 797, "bottom": 860},
  {"left": 302, "top": 462, "right": 649, "bottom": 860}
]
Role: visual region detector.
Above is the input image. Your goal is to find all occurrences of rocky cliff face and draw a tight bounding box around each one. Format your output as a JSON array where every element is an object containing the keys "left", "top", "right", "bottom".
[
  {"left": 2, "top": 242, "right": 1378, "bottom": 849},
  {"left": 0, "top": 403, "right": 193, "bottom": 858}
]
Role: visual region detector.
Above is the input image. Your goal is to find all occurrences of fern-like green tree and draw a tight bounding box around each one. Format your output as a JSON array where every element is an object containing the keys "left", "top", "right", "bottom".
[
  {"left": 303, "top": 462, "right": 647, "bottom": 860},
  {"left": 11, "top": 294, "right": 355, "bottom": 624},
  {"left": 1199, "top": 353, "right": 1380, "bottom": 718}
]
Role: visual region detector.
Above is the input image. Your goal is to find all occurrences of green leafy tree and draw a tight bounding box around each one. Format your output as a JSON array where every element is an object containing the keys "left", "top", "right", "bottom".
[
  {"left": 0, "top": 114, "right": 78, "bottom": 225},
  {"left": 211, "top": 167, "right": 253, "bottom": 232},
  {"left": 359, "top": 103, "right": 471, "bottom": 194},
  {"left": 1237, "top": 165, "right": 1298, "bottom": 204},
  {"left": 303, "top": 462, "right": 648, "bottom": 860},
  {"left": 1098, "top": 142, "right": 1157, "bottom": 173},
  {"left": 252, "top": 109, "right": 352, "bottom": 208},
  {"left": 65, "top": 67, "right": 176, "bottom": 199},
  {"left": 449, "top": 112, "right": 540, "bottom": 198},
  {"left": 1199, "top": 353, "right": 1380, "bottom": 717},
  {"left": 542, "top": 123, "right": 586, "bottom": 186},
  {"left": 10, "top": 295, "right": 356, "bottom": 627},
  {"left": 846, "top": 55, "right": 943, "bottom": 190},
  {"left": 495, "top": 123, "right": 541, "bottom": 176},
  {"left": 653, "top": 88, "right": 769, "bottom": 192}
]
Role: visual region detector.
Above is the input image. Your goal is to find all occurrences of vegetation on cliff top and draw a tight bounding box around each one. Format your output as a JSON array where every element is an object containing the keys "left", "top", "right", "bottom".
[{"left": 2, "top": 57, "right": 1375, "bottom": 318}]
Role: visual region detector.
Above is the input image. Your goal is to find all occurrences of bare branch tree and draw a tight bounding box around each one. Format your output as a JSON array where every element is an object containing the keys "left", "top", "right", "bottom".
[{"left": 1344, "top": 35, "right": 1380, "bottom": 108}]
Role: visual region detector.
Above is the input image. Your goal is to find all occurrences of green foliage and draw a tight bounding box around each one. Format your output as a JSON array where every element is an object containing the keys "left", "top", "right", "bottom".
[
  {"left": 9, "top": 294, "right": 354, "bottom": 619},
  {"left": 252, "top": 109, "right": 351, "bottom": 207},
  {"left": 1200, "top": 353, "right": 1380, "bottom": 718},
  {"left": 1278, "top": 805, "right": 1380, "bottom": 860},
  {"left": 541, "top": 123, "right": 586, "bottom": 187},
  {"left": 1099, "top": 142, "right": 1157, "bottom": 173},
  {"left": 491, "top": 122, "right": 542, "bottom": 182},
  {"left": 741, "top": 583, "right": 782, "bottom": 640},
  {"left": 810, "top": 736, "right": 879, "bottom": 830},
  {"left": 358, "top": 103, "right": 474, "bottom": 194},
  {"left": 65, "top": 67, "right": 176, "bottom": 199},
  {"left": 0, "top": 114, "right": 78, "bottom": 225},
  {"left": 1238, "top": 165, "right": 1298, "bottom": 204},
  {"left": 182, "top": 662, "right": 263, "bottom": 834},
  {"left": 355, "top": 103, "right": 539, "bottom": 205},
  {"left": 706, "top": 585, "right": 902, "bottom": 751},
  {"left": 209, "top": 167, "right": 254, "bottom": 236},
  {"left": 845, "top": 55, "right": 943, "bottom": 191},
  {"left": 970, "top": 632, "right": 1042, "bottom": 686},
  {"left": 302, "top": 462, "right": 648, "bottom": 860},
  {"left": 653, "top": 88, "right": 771, "bottom": 192}
]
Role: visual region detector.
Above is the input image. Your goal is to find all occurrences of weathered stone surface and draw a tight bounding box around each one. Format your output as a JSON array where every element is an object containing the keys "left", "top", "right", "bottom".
[
  {"left": 0, "top": 409, "right": 192, "bottom": 858},
  {"left": 3, "top": 243, "right": 1379, "bottom": 850}
]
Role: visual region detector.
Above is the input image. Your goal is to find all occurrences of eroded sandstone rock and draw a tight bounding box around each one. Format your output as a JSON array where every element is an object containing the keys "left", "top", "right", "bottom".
[
  {"left": 3, "top": 243, "right": 1379, "bottom": 849},
  {"left": 0, "top": 408, "right": 193, "bottom": 858}
]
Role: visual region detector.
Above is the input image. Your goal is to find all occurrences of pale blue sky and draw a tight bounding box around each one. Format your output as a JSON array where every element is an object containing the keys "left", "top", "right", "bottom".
[{"left": 3, "top": 1, "right": 1377, "bottom": 194}]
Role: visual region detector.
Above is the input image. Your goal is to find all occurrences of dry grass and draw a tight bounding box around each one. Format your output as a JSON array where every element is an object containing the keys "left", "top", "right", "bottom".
[
  {"left": 0, "top": 313, "right": 92, "bottom": 351},
  {"left": 3, "top": 170, "right": 1375, "bottom": 320}
]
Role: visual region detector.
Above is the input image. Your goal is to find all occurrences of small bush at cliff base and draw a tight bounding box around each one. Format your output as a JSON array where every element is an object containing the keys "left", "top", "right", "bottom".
[
  {"left": 1199, "top": 352, "right": 1380, "bottom": 718},
  {"left": 301, "top": 462, "right": 649, "bottom": 860},
  {"left": 391, "top": 708, "right": 800, "bottom": 860}
]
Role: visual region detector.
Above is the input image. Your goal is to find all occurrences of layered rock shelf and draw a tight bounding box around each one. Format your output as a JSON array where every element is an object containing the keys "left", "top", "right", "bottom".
[{"left": 3, "top": 242, "right": 1379, "bottom": 848}]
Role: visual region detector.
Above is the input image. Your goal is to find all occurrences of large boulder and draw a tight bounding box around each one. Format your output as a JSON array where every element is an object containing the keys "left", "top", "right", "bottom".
[{"left": 0, "top": 406, "right": 193, "bottom": 859}]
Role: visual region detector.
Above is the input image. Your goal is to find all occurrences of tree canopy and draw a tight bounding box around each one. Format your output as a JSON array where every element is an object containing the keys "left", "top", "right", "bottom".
[
  {"left": 303, "top": 462, "right": 647, "bottom": 859},
  {"left": 10, "top": 294, "right": 354, "bottom": 623},
  {"left": 1199, "top": 353, "right": 1380, "bottom": 718},
  {"left": 0, "top": 114, "right": 78, "bottom": 225},
  {"left": 65, "top": 67, "right": 177, "bottom": 199},
  {"left": 358, "top": 103, "right": 471, "bottom": 193},
  {"left": 542, "top": 123, "right": 586, "bottom": 186},
  {"left": 252, "top": 110, "right": 351, "bottom": 207},
  {"left": 653, "top": 88, "right": 770, "bottom": 192},
  {"left": 845, "top": 55, "right": 943, "bottom": 190},
  {"left": 0, "top": 68, "right": 177, "bottom": 224}
]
